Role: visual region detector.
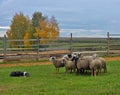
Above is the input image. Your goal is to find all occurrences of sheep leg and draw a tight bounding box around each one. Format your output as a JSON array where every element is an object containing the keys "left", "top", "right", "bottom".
[
  {"left": 65, "top": 68, "right": 68, "bottom": 73},
  {"left": 105, "top": 67, "right": 107, "bottom": 73},
  {"left": 99, "top": 69, "right": 101, "bottom": 75},
  {"left": 91, "top": 69, "right": 94, "bottom": 76},
  {"left": 85, "top": 69, "right": 87, "bottom": 73},
  {"left": 96, "top": 69, "right": 99, "bottom": 75},
  {"left": 70, "top": 69, "right": 72, "bottom": 73},
  {"left": 94, "top": 70, "right": 96, "bottom": 76},
  {"left": 56, "top": 68, "right": 59, "bottom": 73},
  {"left": 104, "top": 66, "right": 107, "bottom": 73},
  {"left": 76, "top": 68, "right": 79, "bottom": 74},
  {"left": 56, "top": 68, "right": 57, "bottom": 72},
  {"left": 80, "top": 69, "right": 84, "bottom": 74},
  {"left": 79, "top": 69, "right": 82, "bottom": 74},
  {"left": 82, "top": 69, "right": 85, "bottom": 74},
  {"left": 73, "top": 68, "right": 76, "bottom": 73},
  {"left": 97, "top": 69, "right": 101, "bottom": 75}
]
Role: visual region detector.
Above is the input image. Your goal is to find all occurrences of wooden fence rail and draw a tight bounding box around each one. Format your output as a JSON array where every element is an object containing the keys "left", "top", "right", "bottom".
[
  {"left": 0, "top": 32, "right": 120, "bottom": 62},
  {"left": 2, "top": 35, "right": 71, "bottom": 61}
]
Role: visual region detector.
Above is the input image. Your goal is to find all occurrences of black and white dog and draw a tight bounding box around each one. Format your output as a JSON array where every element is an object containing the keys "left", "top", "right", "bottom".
[{"left": 10, "top": 71, "right": 30, "bottom": 77}]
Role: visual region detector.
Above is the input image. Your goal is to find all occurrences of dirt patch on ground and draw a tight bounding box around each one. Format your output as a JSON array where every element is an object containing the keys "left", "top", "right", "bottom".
[
  {"left": 0, "top": 61, "right": 51, "bottom": 68},
  {"left": 0, "top": 56, "right": 120, "bottom": 68},
  {"left": 104, "top": 56, "right": 120, "bottom": 61}
]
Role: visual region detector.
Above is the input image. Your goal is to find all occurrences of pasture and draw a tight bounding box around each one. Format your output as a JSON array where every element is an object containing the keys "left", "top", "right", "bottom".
[{"left": 0, "top": 60, "right": 120, "bottom": 95}]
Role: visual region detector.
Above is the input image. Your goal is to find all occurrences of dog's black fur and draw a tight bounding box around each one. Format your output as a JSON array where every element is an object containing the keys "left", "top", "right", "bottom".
[{"left": 10, "top": 71, "right": 30, "bottom": 77}]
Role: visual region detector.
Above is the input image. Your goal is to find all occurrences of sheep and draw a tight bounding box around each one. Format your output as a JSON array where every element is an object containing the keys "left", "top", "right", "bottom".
[
  {"left": 76, "top": 55, "right": 90, "bottom": 74},
  {"left": 98, "top": 57, "right": 107, "bottom": 73},
  {"left": 89, "top": 58, "right": 102, "bottom": 76},
  {"left": 84, "top": 54, "right": 107, "bottom": 76},
  {"left": 86, "top": 54, "right": 107, "bottom": 73},
  {"left": 62, "top": 58, "right": 76, "bottom": 73},
  {"left": 70, "top": 54, "right": 92, "bottom": 74},
  {"left": 73, "top": 53, "right": 99, "bottom": 74},
  {"left": 49, "top": 56, "right": 65, "bottom": 72}
]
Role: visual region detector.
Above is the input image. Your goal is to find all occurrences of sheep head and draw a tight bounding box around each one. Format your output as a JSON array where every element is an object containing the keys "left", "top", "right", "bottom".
[{"left": 49, "top": 56, "right": 56, "bottom": 62}]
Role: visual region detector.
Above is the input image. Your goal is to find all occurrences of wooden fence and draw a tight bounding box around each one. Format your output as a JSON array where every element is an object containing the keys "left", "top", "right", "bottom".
[
  {"left": 0, "top": 32, "right": 120, "bottom": 62},
  {"left": 107, "top": 32, "right": 120, "bottom": 55},
  {"left": 1, "top": 35, "right": 71, "bottom": 61}
]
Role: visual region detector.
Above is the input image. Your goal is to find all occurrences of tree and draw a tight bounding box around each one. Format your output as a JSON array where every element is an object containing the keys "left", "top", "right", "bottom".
[
  {"left": 49, "top": 16, "right": 59, "bottom": 39},
  {"left": 6, "top": 12, "right": 30, "bottom": 47},
  {"left": 32, "top": 11, "right": 45, "bottom": 28},
  {"left": 34, "top": 16, "right": 59, "bottom": 44},
  {"left": 24, "top": 32, "right": 30, "bottom": 48},
  {"left": 24, "top": 24, "right": 35, "bottom": 48},
  {"left": 6, "top": 11, "right": 59, "bottom": 47}
]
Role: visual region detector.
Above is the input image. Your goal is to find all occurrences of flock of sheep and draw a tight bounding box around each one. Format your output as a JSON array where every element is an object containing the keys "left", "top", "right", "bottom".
[{"left": 49, "top": 53, "right": 107, "bottom": 76}]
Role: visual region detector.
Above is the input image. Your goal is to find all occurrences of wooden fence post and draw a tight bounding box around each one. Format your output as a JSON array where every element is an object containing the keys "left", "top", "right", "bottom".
[
  {"left": 37, "top": 37, "right": 39, "bottom": 60},
  {"left": 70, "top": 33, "right": 73, "bottom": 53},
  {"left": 3, "top": 35, "right": 7, "bottom": 61},
  {"left": 107, "top": 32, "right": 110, "bottom": 55}
]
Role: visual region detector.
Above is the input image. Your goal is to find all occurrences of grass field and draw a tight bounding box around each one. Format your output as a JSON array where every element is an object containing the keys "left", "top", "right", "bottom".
[{"left": 0, "top": 60, "right": 120, "bottom": 95}]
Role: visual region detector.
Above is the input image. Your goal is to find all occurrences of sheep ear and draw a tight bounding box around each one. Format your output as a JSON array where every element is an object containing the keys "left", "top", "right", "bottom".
[
  {"left": 78, "top": 53, "right": 82, "bottom": 57},
  {"left": 49, "top": 56, "right": 54, "bottom": 61}
]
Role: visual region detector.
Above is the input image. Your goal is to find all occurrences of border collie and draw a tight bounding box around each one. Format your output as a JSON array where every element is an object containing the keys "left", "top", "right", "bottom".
[{"left": 10, "top": 71, "right": 30, "bottom": 77}]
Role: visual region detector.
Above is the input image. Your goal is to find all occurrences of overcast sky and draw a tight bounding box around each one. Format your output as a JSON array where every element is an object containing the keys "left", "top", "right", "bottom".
[{"left": 0, "top": 0, "right": 120, "bottom": 37}]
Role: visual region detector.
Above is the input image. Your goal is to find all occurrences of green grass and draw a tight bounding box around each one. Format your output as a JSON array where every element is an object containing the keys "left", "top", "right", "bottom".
[{"left": 0, "top": 61, "right": 120, "bottom": 95}]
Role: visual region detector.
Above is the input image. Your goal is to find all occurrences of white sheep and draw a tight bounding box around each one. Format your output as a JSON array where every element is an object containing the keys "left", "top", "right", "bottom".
[
  {"left": 86, "top": 54, "right": 107, "bottom": 73},
  {"left": 89, "top": 58, "right": 102, "bottom": 76},
  {"left": 62, "top": 58, "right": 76, "bottom": 73},
  {"left": 98, "top": 57, "right": 107, "bottom": 73},
  {"left": 76, "top": 55, "right": 90, "bottom": 74},
  {"left": 49, "top": 56, "right": 65, "bottom": 72},
  {"left": 75, "top": 53, "right": 99, "bottom": 74}
]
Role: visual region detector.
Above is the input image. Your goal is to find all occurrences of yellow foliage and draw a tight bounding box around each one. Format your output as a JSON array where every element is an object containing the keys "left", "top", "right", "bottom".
[
  {"left": 34, "top": 19, "right": 59, "bottom": 44},
  {"left": 24, "top": 32, "right": 31, "bottom": 48}
]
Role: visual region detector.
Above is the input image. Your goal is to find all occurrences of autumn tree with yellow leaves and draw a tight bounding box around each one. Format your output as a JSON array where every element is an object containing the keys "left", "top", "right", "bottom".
[
  {"left": 23, "top": 24, "right": 36, "bottom": 48},
  {"left": 34, "top": 16, "right": 59, "bottom": 44},
  {"left": 6, "top": 12, "right": 30, "bottom": 47},
  {"left": 6, "top": 11, "right": 59, "bottom": 47}
]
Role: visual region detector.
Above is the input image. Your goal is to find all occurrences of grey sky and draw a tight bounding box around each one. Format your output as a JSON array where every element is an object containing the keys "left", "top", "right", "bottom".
[{"left": 0, "top": 0, "right": 120, "bottom": 37}]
